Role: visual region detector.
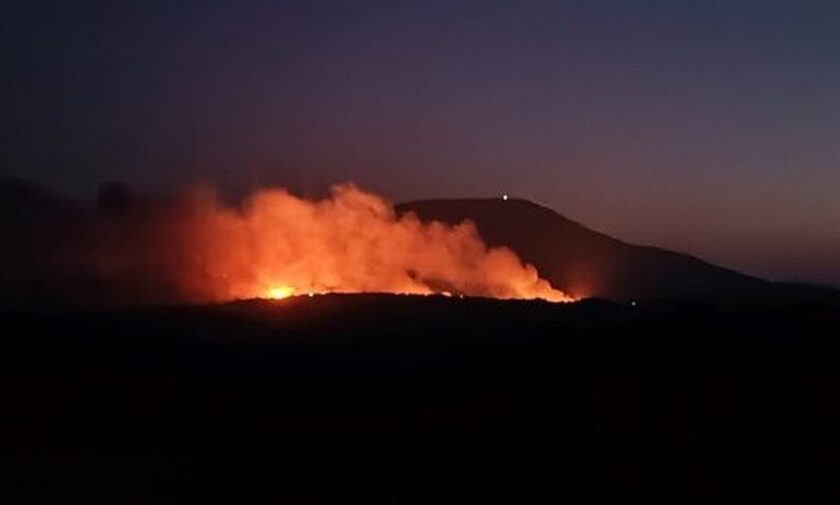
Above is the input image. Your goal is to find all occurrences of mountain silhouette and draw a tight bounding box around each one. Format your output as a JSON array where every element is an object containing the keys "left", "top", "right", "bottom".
[
  {"left": 1, "top": 177, "right": 835, "bottom": 307},
  {"left": 398, "top": 197, "right": 837, "bottom": 303}
]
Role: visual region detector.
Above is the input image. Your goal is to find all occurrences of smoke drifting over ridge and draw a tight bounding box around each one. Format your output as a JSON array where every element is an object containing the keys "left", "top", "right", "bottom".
[{"left": 83, "top": 183, "right": 570, "bottom": 305}]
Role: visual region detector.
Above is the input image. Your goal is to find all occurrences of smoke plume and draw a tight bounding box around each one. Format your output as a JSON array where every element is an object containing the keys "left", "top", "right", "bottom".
[{"left": 91, "top": 183, "right": 570, "bottom": 304}]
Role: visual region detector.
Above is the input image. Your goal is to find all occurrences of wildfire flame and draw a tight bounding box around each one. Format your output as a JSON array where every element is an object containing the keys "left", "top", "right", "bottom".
[
  {"left": 266, "top": 285, "right": 295, "bottom": 300},
  {"left": 97, "top": 183, "right": 573, "bottom": 304}
]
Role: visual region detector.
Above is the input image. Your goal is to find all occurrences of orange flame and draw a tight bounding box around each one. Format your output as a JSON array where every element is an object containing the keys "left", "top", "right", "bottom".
[{"left": 265, "top": 285, "right": 295, "bottom": 300}]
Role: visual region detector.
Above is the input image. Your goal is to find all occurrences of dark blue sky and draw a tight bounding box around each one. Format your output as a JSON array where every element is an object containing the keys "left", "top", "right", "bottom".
[{"left": 2, "top": 1, "right": 839, "bottom": 285}]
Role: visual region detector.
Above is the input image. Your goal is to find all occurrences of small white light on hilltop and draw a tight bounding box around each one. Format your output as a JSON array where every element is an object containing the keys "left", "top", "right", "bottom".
[
  {"left": 502, "top": 194, "right": 509, "bottom": 201},
  {"left": 631, "top": 301, "right": 637, "bottom": 307}
]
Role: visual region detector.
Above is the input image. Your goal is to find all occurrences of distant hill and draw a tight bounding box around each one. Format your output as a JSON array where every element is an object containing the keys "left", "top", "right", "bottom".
[
  {"left": 0, "top": 177, "right": 95, "bottom": 308},
  {"left": 1, "top": 177, "right": 836, "bottom": 307},
  {"left": 398, "top": 198, "right": 838, "bottom": 303}
]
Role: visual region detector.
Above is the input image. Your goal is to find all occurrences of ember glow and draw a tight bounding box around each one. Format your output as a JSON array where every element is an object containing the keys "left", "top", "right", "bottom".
[
  {"left": 96, "top": 183, "right": 572, "bottom": 304},
  {"left": 266, "top": 286, "right": 296, "bottom": 300}
]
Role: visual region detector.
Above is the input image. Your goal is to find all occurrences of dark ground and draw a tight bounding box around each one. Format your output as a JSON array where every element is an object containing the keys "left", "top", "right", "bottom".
[{"left": 2, "top": 294, "right": 840, "bottom": 503}]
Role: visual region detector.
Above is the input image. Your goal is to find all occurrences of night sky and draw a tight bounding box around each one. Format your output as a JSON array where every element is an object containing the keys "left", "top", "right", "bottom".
[{"left": 2, "top": 1, "right": 839, "bottom": 285}]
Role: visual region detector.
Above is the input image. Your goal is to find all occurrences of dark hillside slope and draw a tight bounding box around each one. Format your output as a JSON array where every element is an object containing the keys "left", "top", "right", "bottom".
[{"left": 399, "top": 198, "right": 835, "bottom": 303}]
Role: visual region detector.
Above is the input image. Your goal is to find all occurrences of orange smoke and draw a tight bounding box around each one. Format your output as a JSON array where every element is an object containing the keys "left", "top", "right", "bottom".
[{"left": 99, "top": 183, "right": 572, "bottom": 304}]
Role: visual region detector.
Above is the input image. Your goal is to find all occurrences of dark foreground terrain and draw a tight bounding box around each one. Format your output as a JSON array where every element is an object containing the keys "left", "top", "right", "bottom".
[{"left": 2, "top": 294, "right": 840, "bottom": 502}]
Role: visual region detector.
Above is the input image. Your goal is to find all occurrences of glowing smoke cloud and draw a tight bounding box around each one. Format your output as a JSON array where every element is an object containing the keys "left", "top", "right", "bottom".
[{"left": 96, "top": 183, "right": 572, "bottom": 304}]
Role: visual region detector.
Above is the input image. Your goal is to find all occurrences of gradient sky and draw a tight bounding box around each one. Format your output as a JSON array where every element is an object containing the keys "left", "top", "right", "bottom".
[{"left": 2, "top": 1, "right": 839, "bottom": 285}]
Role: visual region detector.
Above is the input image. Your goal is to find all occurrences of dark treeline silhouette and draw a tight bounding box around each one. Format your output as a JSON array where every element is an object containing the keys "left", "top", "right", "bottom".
[{"left": 2, "top": 294, "right": 840, "bottom": 502}]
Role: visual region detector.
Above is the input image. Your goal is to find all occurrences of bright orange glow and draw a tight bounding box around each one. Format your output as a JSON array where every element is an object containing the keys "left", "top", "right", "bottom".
[
  {"left": 108, "top": 183, "right": 574, "bottom": 304},
  {"left": 265, "top": 285, "right": 295, "bottom": 300}
]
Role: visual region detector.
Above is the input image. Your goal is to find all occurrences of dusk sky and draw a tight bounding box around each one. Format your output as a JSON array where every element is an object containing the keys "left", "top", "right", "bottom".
[{"left": 2, "top": 1, "right": 839, "bottom": 285}]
